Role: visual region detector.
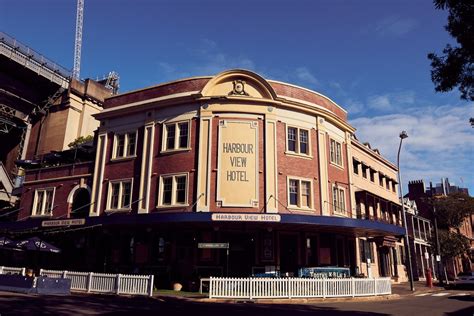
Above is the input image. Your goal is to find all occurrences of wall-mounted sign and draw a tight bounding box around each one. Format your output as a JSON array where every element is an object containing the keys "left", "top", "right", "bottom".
[
  {"left": 41, "top": 219, "right": 86, "bottom": 227},
  {"left": 217, "top": 120, "right": 259, "bottom": 207},
  {"left": 211, "top": 213, "right": 281, "bottom": 222},
  {"left": 198, "top": 243, "right": 229, "bottom": 249}
]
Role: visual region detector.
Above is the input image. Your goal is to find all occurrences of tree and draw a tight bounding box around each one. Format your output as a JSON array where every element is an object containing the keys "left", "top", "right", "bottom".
[
  {"left": 429, "top": 192, "right": 474, "bottom": 229},
  {"left": 68, "top": 135, "right": 94, "bottom": 148},
  {"left": 427, "top": 0, "right": 474, "bottom": 102},
  {"left": 431, "top": 229, "right": 471, "bottom": 260}
]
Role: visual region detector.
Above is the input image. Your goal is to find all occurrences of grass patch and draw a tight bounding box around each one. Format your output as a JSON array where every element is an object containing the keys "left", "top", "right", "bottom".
[{"left": 154, "top": 289, "right": 207, "bottom": 298}]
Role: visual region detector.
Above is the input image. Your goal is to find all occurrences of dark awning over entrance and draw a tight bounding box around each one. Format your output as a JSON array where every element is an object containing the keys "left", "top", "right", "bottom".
[{"left": 1, "top": 212, "right": 405, "bottom": 237}]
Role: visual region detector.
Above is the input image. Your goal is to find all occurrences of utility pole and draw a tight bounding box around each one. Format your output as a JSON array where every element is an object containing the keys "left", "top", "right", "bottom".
[
  {"left": 433, "top": 205, "right": 443, "bottom": 284},
  {"left": 73, "top": 0, "right": 84, "bottom": 80}
]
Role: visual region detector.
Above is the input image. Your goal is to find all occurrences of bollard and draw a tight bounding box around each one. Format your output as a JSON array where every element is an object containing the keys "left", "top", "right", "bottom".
[{"left": 425, "top": 268, "right": 433, "bottom": 288}]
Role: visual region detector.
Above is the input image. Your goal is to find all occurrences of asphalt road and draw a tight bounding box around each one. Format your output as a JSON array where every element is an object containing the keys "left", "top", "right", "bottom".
[{"left": 0, "top": 289, "right": 472, "bottom": 316}]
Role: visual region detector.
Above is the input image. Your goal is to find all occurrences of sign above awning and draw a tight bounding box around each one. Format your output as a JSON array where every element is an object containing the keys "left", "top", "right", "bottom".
[
  {"left": 198, "top": 243, "right": 229, "bottom": 249},
  {"left": 41, "top": 219, "right": 86, "bottom": 227},
  {"left": 211, "top": 213, "right": 281, "bottom": 222}
]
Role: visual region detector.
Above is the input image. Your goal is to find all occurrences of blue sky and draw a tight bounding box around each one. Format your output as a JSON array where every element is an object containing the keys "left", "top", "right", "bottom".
[{"left": 1, "top": 0, "right": 473, "bottom": 194}]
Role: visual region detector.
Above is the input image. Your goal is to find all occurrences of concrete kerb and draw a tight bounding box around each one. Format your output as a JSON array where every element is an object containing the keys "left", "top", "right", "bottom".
[{"left": 156, "top": 294, "right": 401, "bottom": 304}]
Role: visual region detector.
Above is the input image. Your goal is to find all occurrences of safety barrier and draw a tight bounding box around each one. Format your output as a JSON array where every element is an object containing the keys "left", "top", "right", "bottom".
[
  {"left": 39, "top": 269, "right": 153, "bottom": 296},
  {"left": 208, "top": 277, "right": 392, "bottom": 299}
]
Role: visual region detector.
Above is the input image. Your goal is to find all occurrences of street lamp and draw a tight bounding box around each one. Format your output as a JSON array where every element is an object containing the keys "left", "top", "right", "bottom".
[{"left": 397, "top": 130, "right": 415, "bottom": 292}]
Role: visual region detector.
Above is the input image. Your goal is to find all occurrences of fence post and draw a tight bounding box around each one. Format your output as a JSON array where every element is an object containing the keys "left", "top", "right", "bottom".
[
  {"left": 249, "top": 278, "right": 253, "bottom": 300},
  {"left": 351, "top": 278, "right": 355, "bottom": 297},
  {"left": 87, "top": 272, "right": 93, "bottom": 293},
  {"left": 21, "top": 268, "right": 26, "bottom": 276},
  {"left": 374, "top": 278, "right": 377, "bottom": 296},
  {"left": 209, "top": 277, "right": 213, "bottom": 299},
  {"left": 62, "top": 270, "right": 68, "bottom": 279},
  {"left": 288, "top": 278, "right": 292, "bottom": 299},
  {"left": 148, "top": 275, "right": 154, "bottom": 297},
  {"left": 39, "top": 268, "right": 43, "bottom": 276},
  {"left": 116, "top": 274, "right": 122, "bottom": 294},
  {"left": 323, "top": 278, "right": 327, "bottom": 298},
  {"left": 0, "top": 266, "right": 3, "bottom": 275}
]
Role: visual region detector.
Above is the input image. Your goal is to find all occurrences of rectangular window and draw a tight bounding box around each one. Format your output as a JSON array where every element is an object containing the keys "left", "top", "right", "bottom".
[
  {"left": 362, "top": 165, "right": 368, "bottom": 178},
  {"left": 332, "top": 186, "right": 346, "bottom": 214},
  {"left": 330, "top": 139, "right": 343, "bottom": 167},
  {"left": 113, "top": 131, "right": 137, "bottom": 159},
  {"left": 369, "top": 169, "right": 375, "bottom": 182},
  {"left": 386, "top": 178, "right": 390, "bottom": 190},
  {"left": 288, "top": 178, "right": 312, "bottom": 209},
  {"left": 287, "top": 126, "right": 310, "bottom": 156},
  {"left": 32, "top": 188, "right": 55, "bottom": 216},
  {"left": 353, "top": 159, "right": 359, "bottom": 175},
  {"left": 163, "top": 121, "right": 190, "bottom": 151},
  {"left": 107, "top": 180, "right": 133, "bottom": 210},
  {"left": 379, "top": 174, "right": 384, "bottom": 186},
  {"left": 391, "top": 181, "right": 397, "bottom": 192},
  {"left": 159, "top": 174, "right": 189, "bottom": 206}
]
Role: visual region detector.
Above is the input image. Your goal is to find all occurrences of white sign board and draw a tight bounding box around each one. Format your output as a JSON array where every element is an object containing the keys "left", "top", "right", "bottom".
[{"left": 211, "top": 213, "right": 281, "bottom": 222}]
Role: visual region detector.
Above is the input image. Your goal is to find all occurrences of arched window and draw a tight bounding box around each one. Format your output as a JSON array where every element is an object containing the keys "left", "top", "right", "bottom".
[{"left": 68, "top": 185, "right": 91, "bottom": 218}]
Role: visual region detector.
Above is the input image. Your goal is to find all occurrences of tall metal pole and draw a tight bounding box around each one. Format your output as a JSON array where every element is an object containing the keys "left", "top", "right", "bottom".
[
  {"left": 433, "top": 205, "right": 443, "bottom": 284},
  {"left": 397, "top": 131, "right": 415, "bottom": 291},
  {"left": 73, "top": 0, "right": 84, "bottom": 80}
]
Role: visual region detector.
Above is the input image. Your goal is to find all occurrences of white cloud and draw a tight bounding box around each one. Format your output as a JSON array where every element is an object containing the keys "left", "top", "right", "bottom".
[
  {"left": 374, "top": 16, "right": 418, "bottom": 37},
  {"left": 351, "top": 103, "right": 474, "bottom": 191},
  {"left": 367, "top": 91, "right": 415, "bottom": 111},
  {"left": 294, "top": 67, "right": 319, "bottom": 86}
]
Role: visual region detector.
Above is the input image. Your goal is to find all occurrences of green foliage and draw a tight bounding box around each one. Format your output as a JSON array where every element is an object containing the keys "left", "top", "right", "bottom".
[
  {"left": 428, "top": 0, "right": 473, "bottom": 101},
  {"left": 68, "top": 135, "right": 94, "bottom": 148},
  {"left": 431, "top": 229, "right": 471, "bottom": 261},
  {"left": 428, "top": 193, "right": 474, "bottom": 229}
]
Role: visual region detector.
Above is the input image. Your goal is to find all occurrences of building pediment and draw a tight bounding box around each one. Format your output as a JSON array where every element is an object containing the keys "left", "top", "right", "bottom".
[{"left": 200, "top": 69, "right": 277, "bottom": 101}]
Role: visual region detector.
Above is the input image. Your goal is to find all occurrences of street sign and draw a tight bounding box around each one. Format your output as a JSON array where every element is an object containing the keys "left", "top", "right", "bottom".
[
  {"left": 424, "top": 252, "right": 429, "bottom": 259},
  {"left": 436, "top": 255, "right": 441, "bottom": 262},
  {"left": 198, "top": 243, "right": 229, "bottom": 249}
]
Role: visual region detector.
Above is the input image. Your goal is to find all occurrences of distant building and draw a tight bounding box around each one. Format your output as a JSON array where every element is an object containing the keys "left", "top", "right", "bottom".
[{"left": 407, "top": 179, "right": 473, "bottom": 277}]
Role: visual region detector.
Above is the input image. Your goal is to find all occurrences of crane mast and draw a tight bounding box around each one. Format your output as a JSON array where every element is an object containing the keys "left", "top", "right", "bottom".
[{"left": 73, "top": 0, "right": 84, "bottom": 80}]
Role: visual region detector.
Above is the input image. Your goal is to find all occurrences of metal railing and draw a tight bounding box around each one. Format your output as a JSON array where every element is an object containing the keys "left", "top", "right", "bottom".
[
  {"left": 38, "top": 269, "right": 154, "bottom": 296},
  {"left": 208, "top": 277, "right": 392, "bottom": 299}
]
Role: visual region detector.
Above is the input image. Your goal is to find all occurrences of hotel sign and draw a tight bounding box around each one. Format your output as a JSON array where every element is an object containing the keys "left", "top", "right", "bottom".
[
  {"left": 217, "top": 120, "right": 259, "bottom": 207},
  {"left": 212, "top": 213, "right": 281, "bottom": 222},
  {"left": 41, "top": 219, "right": 86, "bottom": 227}
]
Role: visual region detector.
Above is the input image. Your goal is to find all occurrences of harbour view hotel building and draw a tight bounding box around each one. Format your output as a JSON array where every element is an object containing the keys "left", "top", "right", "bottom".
[{"left": 13, "top": 69, "right": 407, "bottom": 286}]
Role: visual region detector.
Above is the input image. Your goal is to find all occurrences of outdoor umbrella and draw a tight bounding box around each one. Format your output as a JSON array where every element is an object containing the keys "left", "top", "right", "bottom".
[
  {"left": 0, "top": 236, "right": 21, "bottom": 251},
  {"left": 15, "top": 237, "right": 61, "bottom": 253}
]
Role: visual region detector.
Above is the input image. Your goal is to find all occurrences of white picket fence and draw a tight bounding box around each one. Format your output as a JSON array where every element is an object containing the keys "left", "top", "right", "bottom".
[
  {"left": 209, "top": 277, "right": 392, "bottom": 299},
  {"left": 0, "top": 266, "right": 25, "bottom": 276},
  {"left": 38, "top": 269, "right": 154, "bottom": 296}
]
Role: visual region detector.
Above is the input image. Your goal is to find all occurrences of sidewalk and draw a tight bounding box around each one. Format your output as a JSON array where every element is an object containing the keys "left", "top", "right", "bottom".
[{"left": 391, "top": 281, "right": 446, "bottom": 296}]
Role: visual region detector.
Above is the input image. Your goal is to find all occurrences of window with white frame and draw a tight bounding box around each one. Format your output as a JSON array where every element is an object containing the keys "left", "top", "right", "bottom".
[
  {"left": 158, "top": 174, "right": 188, "bottom": 206},
  {"left": 287, "top": 126, "right": 310, "bottom": 155},
  {"left": 113, "top": 131, "right": 137, "bottom": 159},
  {"left": 329, "top": 139, "right": 343, "bottom": 167},
  {"left": 332, "top": 186, "right": 346, "bottom": 214},
  {"left": 32, "top": 188, "right": 55, "bottom": 216},
  {"left": 162, "top": 121, "right": 190, "bottom": 152},
  {"left": 288, "top": 178, "right": 312, "bottom": 209},
  {"left": 107, "top": 180, "right": 133, "bottom": 210}
]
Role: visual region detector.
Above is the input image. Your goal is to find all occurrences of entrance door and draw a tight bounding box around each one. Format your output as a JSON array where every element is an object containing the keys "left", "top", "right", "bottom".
[
  {"left": 220, "top": 233, "right": 255, "bottom": 277},
  {"left": 279, "top": 234, "right": 298, "bottom": 275},
  {"left": 378, "top": 247, "right": 391, "bottom": 277}
]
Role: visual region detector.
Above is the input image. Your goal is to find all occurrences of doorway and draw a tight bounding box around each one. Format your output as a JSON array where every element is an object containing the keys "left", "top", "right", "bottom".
[{"left": 279, "top": 234, "right": 299, "bottom": 275}]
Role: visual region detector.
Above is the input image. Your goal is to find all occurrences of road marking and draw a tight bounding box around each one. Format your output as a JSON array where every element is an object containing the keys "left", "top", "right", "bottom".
[
  {"left": 431, "top": 293, "right": 449, "bottom": 296},
  {"left": 415, "top": 293, "right": 430, "bottom": 296}
]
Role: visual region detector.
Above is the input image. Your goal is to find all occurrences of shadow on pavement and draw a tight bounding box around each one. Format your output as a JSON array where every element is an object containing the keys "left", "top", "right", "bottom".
[{"left": 0, "top": 293, "right": 391, "bottom": 316}]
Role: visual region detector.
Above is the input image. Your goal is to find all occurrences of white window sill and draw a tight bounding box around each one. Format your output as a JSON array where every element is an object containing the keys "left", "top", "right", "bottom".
[
  {"left": 287, "top": 206, "right": 315, "bottom": 212},
  {"left": 156, "top": 204, "right": 189, "bottom": 209},
  {"left": 110, "top": 155, "right": 137, "bottom": 162},
  {"left": 160, "top": 148, "right": 192, "bottom": 155},
  {"left": 30, "top": 214, "right": 53, "bottom": 218},
  {"left": 104, "top": 208, "right": 131, "bottom": 213},
  {"left": 285, "top": 151, "right": 313, "bottom": 160},
  {"left": 329, "top": 161, "right": 344, "bottom": 170}
]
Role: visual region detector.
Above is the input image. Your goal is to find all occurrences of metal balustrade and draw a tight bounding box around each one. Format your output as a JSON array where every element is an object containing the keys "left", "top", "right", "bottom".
[{"left": 209, "top": 277, "right": 392, "bottom": 299}]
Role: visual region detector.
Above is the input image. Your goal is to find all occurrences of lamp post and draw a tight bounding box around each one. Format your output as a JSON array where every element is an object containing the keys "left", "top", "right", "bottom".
[{"left": 397, "top": 130, "right": 415, "bottom": 292}]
